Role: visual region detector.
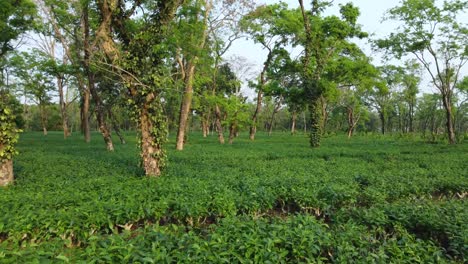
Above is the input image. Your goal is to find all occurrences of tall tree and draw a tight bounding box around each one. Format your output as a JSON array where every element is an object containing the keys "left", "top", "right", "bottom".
[
  {"left": 298, "top": 0, "right": 367, "bottom": 147},
  {"left": 241, "top": 3, "right": 300, "bottom": 140},
  {"left": 174, "top": 0, "right": 213, "bottom": 150},
  {"left": 376, "top": 0, "right": 468, "bottom": 144},
  {"left": 205, "top": 0, "right": 254, "bottom": 144},
  {"left": 0, "top": 0, "right": 36, "bottom": 186},
  {"left": 95, "top": 0, "right": 184, "bottom": 176}
]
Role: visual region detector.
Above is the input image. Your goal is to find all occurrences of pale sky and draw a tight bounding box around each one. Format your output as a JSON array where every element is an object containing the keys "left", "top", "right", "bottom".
[
  {"left": 226, "top": 0, "right": 402, "bottom": 96},
  {"left": 224, "top": 0, "right": 444, "bottom": 97}
]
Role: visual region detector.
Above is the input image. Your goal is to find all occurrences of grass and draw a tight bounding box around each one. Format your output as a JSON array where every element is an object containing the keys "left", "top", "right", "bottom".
[{"left": 0, "top": 131, "right": 467, "bottom": 263}]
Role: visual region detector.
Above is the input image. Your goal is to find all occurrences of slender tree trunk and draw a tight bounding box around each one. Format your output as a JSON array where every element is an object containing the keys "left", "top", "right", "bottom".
[
  {"left": 379, "top": 110, "right": 385, "bottom": 135},
  {"left": 228, "top": 123, "right": 236, "bottom": 144},
  {"left": 268, "top": 98, "right": 282, "bottom": 136},
  {"left": 442, "top": 93, "right": 456, "bottom": 144},
  {"left": 40, "top": 104, "right": 48, "bottom": 136},
  {"left": 108, "top": 108, "right": 126, "bottom": 144},
  {"left": 89, "top": 74, "right": 114, "bottom": 151},
  {"left": 250, "top": 49, "right": 272, "bottom": 141},
  {"left": 82, "top": 87, "right": 91, "bottom": 143},
  {"left": 0, "top": 159, "right": 13, "bottom": 186},
  {"left": 319, "top": 95, "right": 328, "bottom": 135},
  {"left": 347, "top": 107, "right": 360, "bottom": 138},
  {"left": 268, "top": 108, "right": 277, "bottom": 136},
  {"left": 83, "top": 4, "right": 113, "bottom": 151},
  {"left": 303, "top": 111, "right": 307, "bottom": 133},
  {"left": 409, "top": 101, "right": 414, "bottom": 133},
  {"left": 176, "top": 63, "right": 195, "bottom": 150},
  {"left": 202, "top": 117, "right": 209, "bottom": 138},
  {"left": 57, "top": 76, "right": 70, "bottom": 139},
  {"left": 250, "top": 89, "right": 263, "bottom": 140},
  {"left": 212, "top": 104, "right": 224, "bottom": 144},
  {"left": 291, "top": 110, "right": 297, "bottom": 135}
]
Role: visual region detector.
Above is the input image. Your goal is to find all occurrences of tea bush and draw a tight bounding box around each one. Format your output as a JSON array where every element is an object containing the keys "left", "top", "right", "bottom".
[{"left": 0, "top": 132, "right": 466, "bottom": 262}]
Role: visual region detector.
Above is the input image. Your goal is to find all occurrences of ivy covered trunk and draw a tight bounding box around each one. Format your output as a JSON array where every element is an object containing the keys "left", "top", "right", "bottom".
[
  {"left": 0, "top": 106, "right": 19, "bottom": 186},
  {"left": 309, "top": 99, "right": 322, "bottom": 148},
  {"left": 139, "top": 93, "right": 166, "bottom": 177},
  {"left": 0, "top": 159, "right": 13, "bottom": 186}
]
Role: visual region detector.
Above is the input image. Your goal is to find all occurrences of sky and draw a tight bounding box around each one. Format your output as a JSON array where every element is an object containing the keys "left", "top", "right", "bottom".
[
  {"left": 225, "top": 0, "right": 467, "bottom": 99},
  {"left": 223, "top": 0, "right": 409, "bottom": 97}
]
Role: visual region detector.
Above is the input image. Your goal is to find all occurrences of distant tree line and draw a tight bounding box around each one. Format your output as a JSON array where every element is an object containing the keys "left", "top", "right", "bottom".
[{"left": 1, "top": 0, "right": 467, "bottom": 184}]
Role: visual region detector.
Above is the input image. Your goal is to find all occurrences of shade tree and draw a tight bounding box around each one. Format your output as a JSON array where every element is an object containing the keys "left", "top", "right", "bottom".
[{"left": 376, "top": 0, "right": 468, "bottom": 144}]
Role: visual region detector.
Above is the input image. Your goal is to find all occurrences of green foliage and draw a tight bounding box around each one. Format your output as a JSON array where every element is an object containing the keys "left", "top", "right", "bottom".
[
  {"left": 0, "top": 0, "right": 36, "bottom": 57},
  {"left": 0, "top": 133, "right": 466, "bottom": 262},
  {"left": 0, "top": 103, "right": 20, "bottom": 161}
]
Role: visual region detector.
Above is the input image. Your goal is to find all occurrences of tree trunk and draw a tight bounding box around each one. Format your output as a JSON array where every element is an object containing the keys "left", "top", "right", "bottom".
[
  {"left": 379, "top": 110, "right": 385, "bottom": 135},
  {"left": 347, "top": 107, "right": 359, "bottom": 138},
  {"left": 250, "top": 89, "right": 263, "bottom": 140},
  {"left": 0, "top": 159, "right": 13, "bottom": 186},
  {"left": 83, "top": 4, "right": 113, "bottom": 151},
  {"left": 228, "top": 123, "right": 236, "bottom": 144},
  {"left": 202, "top": 118, "right": 209, "bottom": 138},
  {"left": 89, "top": 74, "right": 114, "bottom": 151},
  {"left": 442, "top": 94, "right": 456, "bottom": 144},
  {"left": 108, "top": 108, "right": 126, "bottom": 144},
  {"left": 82, "top": 87, "right": 91, "bottom": 143},
  {"left": 409, "top": 101, "right": 414, "bottom": 133},
  {"left": 309, "top": 99, "right": 322, "bottom": 147},
  {"left": 40, "top": 104, "right": 48, "bottom": 136},
  {"left": 250, "top": 49, "right": 273, "bottom": 141},
  {"left": 57, "top": 76, "right": 70, "bottom": 139},
  {"left": 139, "top": 96, "right": 163, "bottom": 176},
  {"left": 176, "top": 63, "right": 195, "bottom": 151},
  {"left": 291, "top": 110, "right": 297, "bottom": 135},
  {"left": 319, "top": 95, "right": 328, "bottom": 135},
  {"left": 303, "top": 111, "right": 307, "bottom": 133},
  {"left": 214, "top": 104, "right": 225, "bottom": 144}
]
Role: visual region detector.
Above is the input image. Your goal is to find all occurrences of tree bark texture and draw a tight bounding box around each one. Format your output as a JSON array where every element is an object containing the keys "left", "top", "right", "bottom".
[
  {"left": 347, "top": 107, "right": 360, "bottom": 138},
  {"left": 309, "top": 99, "right": 322, "bottom": 147},
  {"left": 57, "top": 76, "right": 70, "bottom": 139},
  {"left": 249, "top": 49, "right": 272, "bottom": 141},
  {"left": 176, "top": 63, "right": 195, "bottom": 150},
  {"left": 89, "top": 74, "right": 114, "bottom": 151},
  {"left": 249, "top": 89, "right": 263, "bottom": 140},
  {"left": 228, "top": 123, "right": 236, "bottom": 144},
  {"left": 202, "top": 117, "right": 209, "bottom": 138},
  {"left": 0, "top": 159, "right": 13, "bottom": 186},
  {"left": 40, "top": 104, "right": 48, "bottom": 136},
  {"left": 442, "top": 93, "right": 456, "bottom": 144},
  {"left": 379, "top": 110, "right": 386, "bottom": 135},
  {"left": 291, "top": 111, "right": 297, "bottom": 135},
  {"left": 82, "top": 86, "right": 91, "bottom": 143},
  {"left": 139, "top": 93, "right": 165, "bottom": 177},
  {"left": 84, "top": 3, "right": 114, "bottom": 151},
  {"left": 108, "top": 109, "right": 126, "bottom": 144},
  {"left": 214, "top": 104, "right": 225, "bottom": 144}
]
